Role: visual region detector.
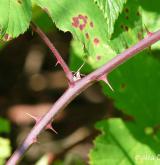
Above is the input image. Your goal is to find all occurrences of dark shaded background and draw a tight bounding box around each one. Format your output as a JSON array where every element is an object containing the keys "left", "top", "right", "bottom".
[{"left": 0, "top": 29, "right": 122, "bottom": 165}]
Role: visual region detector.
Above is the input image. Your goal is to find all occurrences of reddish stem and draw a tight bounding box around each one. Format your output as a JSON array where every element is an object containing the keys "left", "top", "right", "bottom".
[
  {"left": 31, "top": 22, "right": 74, "bottom": 85},
  {"left": 6, "top": 30, "right": 160, "bottom": 165}
]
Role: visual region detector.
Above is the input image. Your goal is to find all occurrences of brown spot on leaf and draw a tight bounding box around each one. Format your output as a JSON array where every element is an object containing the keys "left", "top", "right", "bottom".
[
  {"left": 137, "top": 32, "right": 143, "bottom": 40},
  {"left": 85, "top": 32, "right": 89, "bottom": 39},
  {"left": 79, "top": 14, "right": 84, "bottom": 20},
  {"left": 136, "top": 11, "right": 141, "bottom": 16},
  {"left": 72, "top": 17, "right": 79, "bottom": 28},
  {"left": 72, "top": 14, "right": 87, "bottom": 30},
  {"left": 125, "top": 8, "right": 129, "bottom": 13},
  {"left": 125, "top": 16, "right": 129, "bottom": 20},
  {"left": 93, "top": 38, "right": 100, "bottom": 46},
  {"left": 79, "top": 24, "right": 85, "bottom": 31},
  {"left": 90, "top": 22, "right": 94, "bottom": 28},
  {"left": 125, "top": 26, "right": 129, "bottom": 31},
  {"left": 4, "top": 34, "right": 9, "bottom": 40},
  {"left": 17, "top": 0, "right": 22, "bottom": 4},
  {"left": 120, "top": 83, "right": 126, "bottom": 90},
  {"left": 96, "top": 55, "right": 101, "bottom": 60},
  {"left": 3, "top": 34, "right": 12, "bottom": 41},
  {"left": 43, "top": 8, "right": 50, "bottom": 15},
  {"left": 120, "top": 24, "right": 124, "bottom": 29}
]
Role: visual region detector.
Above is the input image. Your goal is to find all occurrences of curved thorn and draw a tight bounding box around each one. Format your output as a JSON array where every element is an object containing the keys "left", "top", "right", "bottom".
[
  {"left": 46, "top": 123, "right": 58, "bottom": 134},
  {"left": 55, "top": 61, "right": 60, "bottom": 67},
  {"left": 25, "top": 112, "right": 40, "bottom": 123},
  {"left": 25, "top": 112, "right": 37, "bottom": 121},
  {"left": 99, "top": 75, "right": 114, "bottom": 91},
  {"left": 32, "top": 137, "right": 39, "bottom": 144},
  {"left": 144, "top": 24, "right": 153, "bottom": 36}
]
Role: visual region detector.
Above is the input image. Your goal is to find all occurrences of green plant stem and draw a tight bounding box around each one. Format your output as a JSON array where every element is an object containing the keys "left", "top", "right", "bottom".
[{"left": 6, "top": 30, "right": 160, "bottom": 165}]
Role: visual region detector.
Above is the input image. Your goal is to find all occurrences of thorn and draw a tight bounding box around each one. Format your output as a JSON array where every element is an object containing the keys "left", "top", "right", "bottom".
[
  {"left": 25, "top": 112, "right": 37, "bottom": 120},
  {"left": 25, "top": 112, "right": 40, "bottom": 123},
  {"left": 99, "top": 75, "right": 114, "bottom": 91},
  {"left": 77, "top": 62, "right": 85, "bottom": 73},
  {"left": 55, "top": 61, "right": 60, "bottom": 67},
  {"left": 144, "top": 24, "right": 153, "bottom": 36},
  {"left": 144, "top": 25, "right": 153, "bottom": 52},
  {"left": 46, "top": 123, "right": 58, "bottom": 134},
  {"left": 32, "top": 137, "right": 39, "bottom": 144}
]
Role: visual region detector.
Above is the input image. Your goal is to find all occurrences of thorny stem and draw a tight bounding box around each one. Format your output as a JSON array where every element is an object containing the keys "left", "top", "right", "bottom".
[
  {"left": 6, "top": 30, "right": 160, "bottom": 165},
  {"left": 31, "top": 22, "right": 74, "bottom": 85}
]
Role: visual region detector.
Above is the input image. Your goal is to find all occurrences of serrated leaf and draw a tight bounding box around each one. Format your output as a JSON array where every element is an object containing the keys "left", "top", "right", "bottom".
[
  {"left": 0, "top": 0, "right": 32, "bottom": 41},
  {"left": 93, "top": 0, "right": 160, "bottom": 129},
  {"left": 69, "top": 0, "right": 142, "bottom": 71},
  {"left": 102, "top": 51, "right": 160, "bottom": 128},
  {"left": 90, "top": 118, "right": 160, "bottom": 165},
  {"left": 93, "top": 0, "right": 127, "bottom": 38},
  {"left": 33, "top": 0, "right": 117, "bottom": 69},
  {"left": 32, "top": 6, "right": 55, "bottom": 33},
  {"left": 139, "top": 0, "right": 160, "bottom": 50},
  {"left": 110, "top": 0, "right": 142, "bottom": 53}
]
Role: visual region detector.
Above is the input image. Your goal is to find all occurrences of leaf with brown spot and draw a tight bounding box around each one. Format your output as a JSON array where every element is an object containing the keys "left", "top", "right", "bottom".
[{"left": 0, "top": 0, "right": 32, "bottom": 41}]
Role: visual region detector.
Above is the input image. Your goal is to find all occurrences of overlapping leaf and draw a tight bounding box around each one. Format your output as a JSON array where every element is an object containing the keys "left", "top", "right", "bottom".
[
  {"left": 0, "top": 118, "right": 11, "bottom": 164},
  {"left": 93, "top": 0, "right": 127, "bottom": 38},
  {"left": 139, "top": 0, "right": 160, "bottom": 50},
  {"left": 33, "top": 0, "right": 134, "bottom": 69},
  {"left": 102, "top": 51, "right": 160, "bottom": 128},
  {"left": 32, "top": 6, "right": 55, "bottom": 33},
  {"left": 90, "top": 119, "right": 160, "bottom": 165},
  {"left": 0, "top": 137, "right": 11, "bottom": 165},
  {"left": 100, "top": 1, "right": 160, "bottom": 128},
  {"left": 69, "top": 0, "right": 142, "bottom": 71},
  {"left": 0, "top": 0, "right": 32, "bottom": 41},
  {"left": 0, "top": 117, "right": 10, "bottom": 133},
  {"left": 70, "top": 1, "right": 160, "bottom": 128}
]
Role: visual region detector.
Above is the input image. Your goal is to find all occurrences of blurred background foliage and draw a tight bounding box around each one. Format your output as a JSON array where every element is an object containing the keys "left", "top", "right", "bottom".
[{"left": 0, "top": 0, "right": 160, "bottom": 165}]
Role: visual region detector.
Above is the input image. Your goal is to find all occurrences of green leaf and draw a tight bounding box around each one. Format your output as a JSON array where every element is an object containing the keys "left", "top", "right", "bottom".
[
  {"left": 140, "top": 0, "right": 160, "bottom": 32},
  {"left": 90, "top": 118, "right": 160, "bottom": 165},
  {"left": 93, "top": 0, "right": 127, "bottom": 38},
  {"left": 69, "top": 40, "right": 93, "bottom": 73},
  {"left": 94, "top": 1, "right": 160, "bottom": 128},
  {"left": 32, "top": 5, "right": 55, "bottom": 33},
  {"left": 97, "top": 0, "right": 160, "bottom": 129},
  {"left": 32, "top": 0, "right": 117, "bottom": 69},
  {"left": 0, "top": 118, "right": 10, "bottom": 133},
  {"left": 102, "top": 51, "right": 160, "bottom": 128},
  {"left": 0, "top": 137, "right": 11, "bottom": 164},
  {"left": 139, "top": 0, "right": 160, "bottom": 50},
  {"left": 69, "top": 0, "right": 142, "bottom": 71},
  {"left": 0, "top": 0, "right": 32, "bottom": 41},
  {"left": 109, "top": 0, "right": 142, "bottom": 53},
  {"left": 35, "top": 154, "right": 49, "bottom": 165}
]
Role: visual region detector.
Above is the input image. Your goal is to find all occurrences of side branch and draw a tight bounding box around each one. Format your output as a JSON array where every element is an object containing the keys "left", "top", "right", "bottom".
[
  {"left": 6, "top": 30, "right": 160, "bottom": 165},
  {"left": 31, "top": 22, "right": 74, "bottom": 85}
]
